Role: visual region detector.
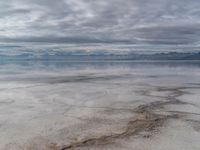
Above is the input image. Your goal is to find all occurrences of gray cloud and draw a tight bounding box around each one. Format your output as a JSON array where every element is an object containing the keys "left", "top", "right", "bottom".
[{"left": 0, "top": 0, "right": 200, "bottom": 46}]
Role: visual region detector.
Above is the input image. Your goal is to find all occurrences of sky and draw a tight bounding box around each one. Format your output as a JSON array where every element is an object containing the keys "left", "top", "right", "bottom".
[{"left": 0, "top": 0, "right": 200, "bottom": 53}]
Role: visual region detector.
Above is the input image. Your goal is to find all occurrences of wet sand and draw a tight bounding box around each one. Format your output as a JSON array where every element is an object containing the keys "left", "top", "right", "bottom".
[{"left": 0, "top": 62, "right": 200, "bottom": 150}]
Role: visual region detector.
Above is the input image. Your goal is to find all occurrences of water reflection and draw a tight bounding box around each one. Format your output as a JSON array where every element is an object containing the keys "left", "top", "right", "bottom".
[{"left": 1, "top": 60, "right": 200, "bottom": 70}]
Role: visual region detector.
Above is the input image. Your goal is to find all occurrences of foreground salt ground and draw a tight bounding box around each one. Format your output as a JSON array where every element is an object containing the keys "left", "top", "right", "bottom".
[{"left": 0, "top": 62, "right": 200, "bottom": 150}]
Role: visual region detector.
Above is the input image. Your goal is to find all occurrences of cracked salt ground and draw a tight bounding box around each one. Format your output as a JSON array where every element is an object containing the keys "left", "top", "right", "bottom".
[{"left": 1, "top": 62, "right": 200, "bottom": 150}]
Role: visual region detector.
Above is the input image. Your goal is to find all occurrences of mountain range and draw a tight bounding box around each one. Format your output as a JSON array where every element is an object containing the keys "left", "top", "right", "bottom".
[{"left": 0, "top": 51, "right": 200, "bottom": 61}]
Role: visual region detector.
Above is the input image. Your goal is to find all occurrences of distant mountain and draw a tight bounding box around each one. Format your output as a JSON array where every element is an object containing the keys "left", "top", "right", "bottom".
[{"left": 0, "top": 51, "right": 200, "bottom": 61}]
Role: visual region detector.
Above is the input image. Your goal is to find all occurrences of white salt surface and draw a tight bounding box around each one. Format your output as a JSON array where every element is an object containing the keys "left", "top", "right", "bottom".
[{"left": 0, "top": 62, "right": 200, "bottom": 150}]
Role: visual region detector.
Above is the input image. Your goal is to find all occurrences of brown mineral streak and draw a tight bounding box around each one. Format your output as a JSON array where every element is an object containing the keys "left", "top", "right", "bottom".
[{"left": 58, "top": 87, "right": 185, "bottom": 150}]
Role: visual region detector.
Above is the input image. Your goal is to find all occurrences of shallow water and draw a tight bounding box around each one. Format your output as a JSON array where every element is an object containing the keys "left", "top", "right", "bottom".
[{"left": 0, "top": 61, "right": 200, "bottom": 150}]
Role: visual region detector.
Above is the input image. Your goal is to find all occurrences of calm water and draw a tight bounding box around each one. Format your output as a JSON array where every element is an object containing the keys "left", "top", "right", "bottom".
[{"left": 1, "top": 60, "right": 200, "bottom": 73}]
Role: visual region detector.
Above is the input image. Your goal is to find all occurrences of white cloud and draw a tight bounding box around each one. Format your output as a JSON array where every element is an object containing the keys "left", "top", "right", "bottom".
[{"left": 0, "top": 0, "right": 200, "bottom": 46}]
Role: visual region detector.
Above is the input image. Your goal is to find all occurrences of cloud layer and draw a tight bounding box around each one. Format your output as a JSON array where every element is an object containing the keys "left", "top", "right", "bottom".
[{"left": 0, "top": 0, "right": 200, "bottom": 45}]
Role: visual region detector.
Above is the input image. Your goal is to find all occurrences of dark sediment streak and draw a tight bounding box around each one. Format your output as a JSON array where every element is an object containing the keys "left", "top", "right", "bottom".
[{"left": 58, "top": 87, "right": 187, "bottom": 150}]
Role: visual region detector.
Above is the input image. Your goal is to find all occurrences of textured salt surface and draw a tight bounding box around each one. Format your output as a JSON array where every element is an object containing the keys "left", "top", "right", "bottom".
[{"left": 0, "top": 62, "right": 200, "bottom": 150}]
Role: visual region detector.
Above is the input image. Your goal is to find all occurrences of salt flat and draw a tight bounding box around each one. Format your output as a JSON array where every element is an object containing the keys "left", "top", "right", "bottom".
[{"left": 0, "top": 61, "right": 200, "bottom": 150}]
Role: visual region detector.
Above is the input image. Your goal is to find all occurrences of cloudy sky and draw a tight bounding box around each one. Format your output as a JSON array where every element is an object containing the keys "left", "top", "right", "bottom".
[{"left": 0, "top": 0, "right": 200, "bottom": 51}]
